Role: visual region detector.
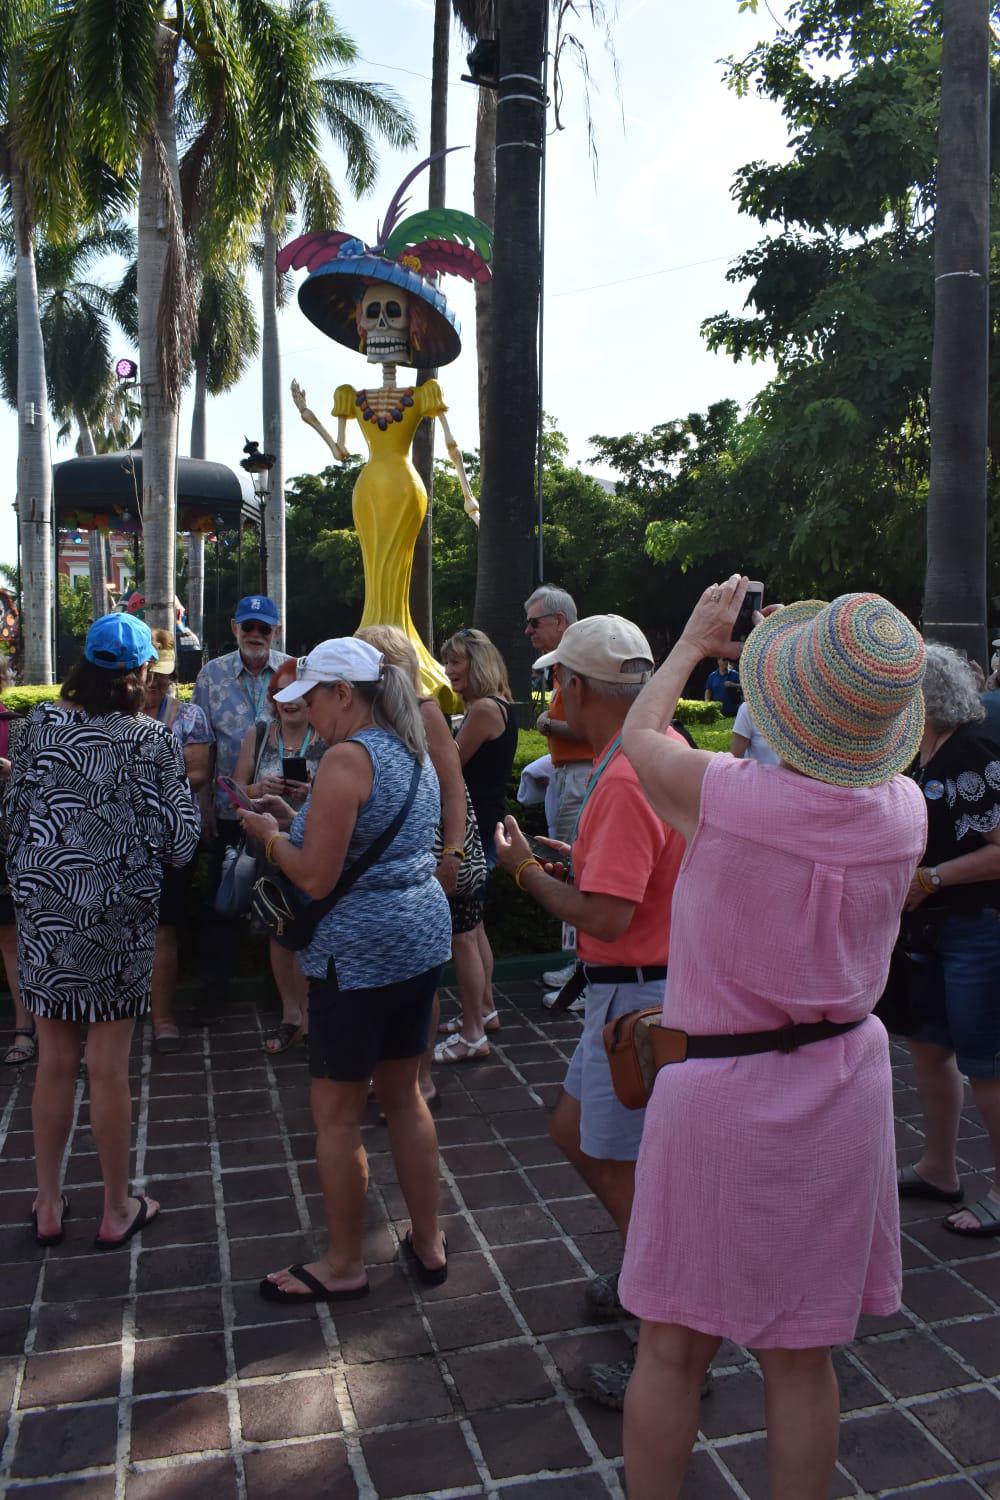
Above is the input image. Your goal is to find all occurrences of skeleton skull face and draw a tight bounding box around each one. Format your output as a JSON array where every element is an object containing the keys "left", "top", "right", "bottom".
[{"left": 358, "top": 283, "right": 409, "bottom": 364}]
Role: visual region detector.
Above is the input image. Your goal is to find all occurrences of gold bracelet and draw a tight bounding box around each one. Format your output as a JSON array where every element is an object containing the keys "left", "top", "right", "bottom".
[
  {"left": 441, "top": 845, "right": 465, "bottom": 860},
  {"left": 514, "top": 856, "right": 542, "bottom": 890},
  {"left": 265, "top": 832, "right": 285, "bottom": 865},
  {"left": 916, "top": 865, "right": 940, "bottom": 895}
]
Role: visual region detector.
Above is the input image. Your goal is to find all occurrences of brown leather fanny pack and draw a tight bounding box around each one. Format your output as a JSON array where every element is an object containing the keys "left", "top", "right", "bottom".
[{"left": 603, "top": 1010, "right": 864, "bottom": 1111}]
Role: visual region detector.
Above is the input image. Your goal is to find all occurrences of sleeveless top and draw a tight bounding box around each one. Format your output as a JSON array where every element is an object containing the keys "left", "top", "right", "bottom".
[
  {"left": 461, "top": 697, "right": 519, "bottom": 852},
  {"left": 289, "top": 726, "right": 452, "bottom": 987}
]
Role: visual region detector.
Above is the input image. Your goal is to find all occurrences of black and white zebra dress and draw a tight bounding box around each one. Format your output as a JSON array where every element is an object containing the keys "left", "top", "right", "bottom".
[{"left": 3, "top": 701, "right": 201, "bottom": 1021}]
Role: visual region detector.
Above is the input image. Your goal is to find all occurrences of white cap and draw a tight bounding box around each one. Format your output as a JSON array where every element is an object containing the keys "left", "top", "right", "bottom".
[
  {"left": 992, "top": 638, "right": 1000, "bottom": 648},
  {"left": 273, "top": 638, "right": 384, "bottom": 702},
  {"left": 533, "top": 614, "right": 653, "bottom": 684}
]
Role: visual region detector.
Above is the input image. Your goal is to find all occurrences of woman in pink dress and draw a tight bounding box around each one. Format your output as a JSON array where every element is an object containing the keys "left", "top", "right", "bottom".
[{"left": 619, "top": 580, "right": 927, "bottom": 1500}]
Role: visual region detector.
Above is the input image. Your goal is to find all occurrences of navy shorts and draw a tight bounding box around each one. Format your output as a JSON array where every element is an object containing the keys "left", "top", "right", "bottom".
[
  {"left": 308, "top": 962, "right": 441, "bottom": 1081},
  {"left": 910, "top": 908, "right": 1000, "bottom": 1078}
]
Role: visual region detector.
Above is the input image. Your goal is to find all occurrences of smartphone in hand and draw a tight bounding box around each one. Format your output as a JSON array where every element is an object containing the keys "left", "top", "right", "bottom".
[
  {"left": 528, "top": 836, "right": 570, "bottom": 870},
  {"left": 216, "top": 775, "right": 253, "bottom": 811},
  {"left": 733, "top": 580, "right": 764, "bottom": 643},
  {"left": 281, "top": 756, "right": 309, "bottom": 784}
]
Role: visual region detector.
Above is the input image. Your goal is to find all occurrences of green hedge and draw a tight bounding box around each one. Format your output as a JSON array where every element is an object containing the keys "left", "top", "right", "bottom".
[
  {"left": 2, "top": 682, "right": 194, "bottom": 714},
  {"left": 674, "top": 697, "right": 722, "bottom": 725}
]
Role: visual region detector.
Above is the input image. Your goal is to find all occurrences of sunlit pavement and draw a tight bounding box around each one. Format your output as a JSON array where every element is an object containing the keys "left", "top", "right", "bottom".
[{"left": 1, "top": 983, "right": 998, "bottom": 1498}]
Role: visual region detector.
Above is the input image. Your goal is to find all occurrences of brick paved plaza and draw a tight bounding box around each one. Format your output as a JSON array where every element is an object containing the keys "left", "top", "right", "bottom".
[{"left": 1, "top": 981, "right": 999, "bottom": 1498}]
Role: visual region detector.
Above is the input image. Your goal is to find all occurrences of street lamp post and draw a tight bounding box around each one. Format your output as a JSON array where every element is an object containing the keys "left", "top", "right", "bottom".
[{"left": 239, "top": 439, "right": 276, "bottom": 597}]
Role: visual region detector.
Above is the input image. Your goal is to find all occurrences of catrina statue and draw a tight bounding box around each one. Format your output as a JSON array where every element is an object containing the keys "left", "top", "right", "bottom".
[{"left": 277, "top": 150, "right": 492, "bottom": 707}]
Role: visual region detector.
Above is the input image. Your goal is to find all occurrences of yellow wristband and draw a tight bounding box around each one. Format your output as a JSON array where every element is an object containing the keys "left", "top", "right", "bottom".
[
  {"left": 514, "top": 856, "right": 542, "bottom": 890},
  {"left": 265, "top": 832, "right": 285, "bottom": 865},
  {"left": 441, "top": 846, "right": 465, "bottom": 860}
]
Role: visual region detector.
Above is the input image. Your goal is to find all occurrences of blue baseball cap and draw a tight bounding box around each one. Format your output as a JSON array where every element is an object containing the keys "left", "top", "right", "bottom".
[
  {"left": 233, "top": 595, "right": 279, "bottom": 627},
  {"left": 84, "top": 613, "right": 158, "bottom": 671}
]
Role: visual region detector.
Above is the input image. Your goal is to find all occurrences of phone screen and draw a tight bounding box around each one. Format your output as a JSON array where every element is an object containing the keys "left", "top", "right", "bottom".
[
  {"left": 528, "top": 836, "right": 569, "bottom": 869},
  {"left": 282, "top": 756, "right": 309, "bottom": 784},
  {"left": 734, "top": 581, "right": 764, "bottom": 643},
  {"left": 216, "top": 775, "right": 252, "bottom": 810}
]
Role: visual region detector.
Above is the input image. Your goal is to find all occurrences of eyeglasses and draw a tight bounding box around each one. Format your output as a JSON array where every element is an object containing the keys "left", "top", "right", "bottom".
[
  {"left": 525, "top": 613, "right": 556, "bottom": 630},
  {"left": 239, "top": 622, "right": 273, "bottom": 637}
]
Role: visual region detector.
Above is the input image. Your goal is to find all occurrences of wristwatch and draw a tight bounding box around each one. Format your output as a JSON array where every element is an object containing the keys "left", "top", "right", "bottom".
[{"left": 916, "top": 865, "right": 942, "bottom": 894}]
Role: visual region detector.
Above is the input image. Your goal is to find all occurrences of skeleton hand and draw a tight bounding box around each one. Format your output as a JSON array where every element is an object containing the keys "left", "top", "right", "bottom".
[
  {"left": 290, "top": 380, "right": 313, "bottom": 421},
  {"left": 291, "top": 378, "right": 349, "bottom": 462}
]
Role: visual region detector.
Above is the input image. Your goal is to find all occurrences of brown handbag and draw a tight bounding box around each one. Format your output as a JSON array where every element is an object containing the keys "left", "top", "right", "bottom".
[{"left": 602, "top": 1008, "right": 688, "bottom": 1110}]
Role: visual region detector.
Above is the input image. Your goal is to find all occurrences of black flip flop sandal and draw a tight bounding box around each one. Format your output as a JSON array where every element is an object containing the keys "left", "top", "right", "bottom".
[
  {"left": 403, "top": 1229, "right": 448, "bottom": 1287},
  {"left": 896, "top": 1165, "right": 964, "bottom": 1204},
  {"left": 263, "top": 1022, "right": 304, "bottom": 1055},
  {"left": 94, "top": 1195, "right": 157, "bottom": 1251},
  {"left": 943, "top": 1197, "right": 1000, "bottom": 1238},
  {"left": 258, "top": 1263, "right": 370, "bottom": 1304},
  {"left": 32, "top": 1194, "right": 70, "bottom": 1247}
]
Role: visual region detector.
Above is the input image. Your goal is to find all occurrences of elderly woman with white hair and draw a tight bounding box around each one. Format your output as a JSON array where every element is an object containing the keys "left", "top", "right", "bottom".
[{"left": 897, "top": 642, "right": 1000, "bottom": 1240}]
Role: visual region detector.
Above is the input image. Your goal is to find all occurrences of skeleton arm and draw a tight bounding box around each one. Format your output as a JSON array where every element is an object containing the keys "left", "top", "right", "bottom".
[
  {"left": 437, "top": 412, "right": 479, "bottom": 526},
  {"left": 291, "top": 379, "right": 350, "bottom": 463}
]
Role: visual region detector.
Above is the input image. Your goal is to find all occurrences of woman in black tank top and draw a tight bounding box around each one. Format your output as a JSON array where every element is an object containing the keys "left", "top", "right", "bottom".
[{"left": 437, "top": 629, "right": 519, "bottom": 1062}]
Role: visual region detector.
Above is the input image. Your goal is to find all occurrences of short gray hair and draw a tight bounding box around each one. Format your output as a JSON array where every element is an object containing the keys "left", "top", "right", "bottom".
[
  {"left": 577, "top": 661, "right": 652, "bottom": 701},
  {"left": 525, "top": 585, "right": 577, "bottom": 624},
  {"left": 922, "top": 642, "right": 986, "bottom": 731}
]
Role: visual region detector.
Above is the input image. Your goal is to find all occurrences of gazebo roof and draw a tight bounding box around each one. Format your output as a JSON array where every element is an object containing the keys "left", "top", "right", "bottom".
[{"left": 53, "top": 451, "right": 262, "bottom": 535}]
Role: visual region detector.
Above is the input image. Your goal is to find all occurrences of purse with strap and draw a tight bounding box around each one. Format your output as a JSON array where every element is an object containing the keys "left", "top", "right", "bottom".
[{"left": 252, "top": 756, "right": 422, "bottom": 952}]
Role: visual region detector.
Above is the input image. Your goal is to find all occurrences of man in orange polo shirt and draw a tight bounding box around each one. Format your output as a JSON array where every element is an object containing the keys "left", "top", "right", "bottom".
[
  {"left": 525, "top": 586, "right": 594, "bottom": 992},
  {"left": 496, "top": 614, "right": 687, "bottom": 1408}
]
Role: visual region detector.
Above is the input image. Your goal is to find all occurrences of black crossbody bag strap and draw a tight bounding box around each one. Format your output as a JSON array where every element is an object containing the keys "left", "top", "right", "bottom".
[{"left": 298, "top": 755, "right": 422, "bottom": 940}]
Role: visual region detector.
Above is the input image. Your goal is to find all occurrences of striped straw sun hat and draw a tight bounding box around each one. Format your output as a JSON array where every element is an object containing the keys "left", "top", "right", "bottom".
[{"left": 739, "top": 593, "right": 925, "bottom": 788}]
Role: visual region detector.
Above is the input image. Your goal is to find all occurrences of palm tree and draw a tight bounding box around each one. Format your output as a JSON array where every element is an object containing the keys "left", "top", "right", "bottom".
[
  {"left": 2, "top": 3, "right": 54, "bottom": 682},
  {"left": 923, "top": 0, "right": 991, "bottom": 661},
  {"left": 249, "top": 0, "right": 416, "bottom": 641},
  {"left": 22, "top": 1, "right": 268, "bottom": 638}
]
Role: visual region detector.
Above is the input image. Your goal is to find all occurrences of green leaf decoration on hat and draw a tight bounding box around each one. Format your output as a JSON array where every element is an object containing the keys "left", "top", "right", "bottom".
[{"left": 383, "top": 209, "right": 493, "bottom": 263}]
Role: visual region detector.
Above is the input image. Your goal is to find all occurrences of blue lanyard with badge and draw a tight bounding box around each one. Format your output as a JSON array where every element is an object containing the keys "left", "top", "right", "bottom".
[
  {"left": 242, "top": 667, "right": 271, "bottom": 721},
  {"left": 568, "top": 734, "right": 623, "bottom": 872}
]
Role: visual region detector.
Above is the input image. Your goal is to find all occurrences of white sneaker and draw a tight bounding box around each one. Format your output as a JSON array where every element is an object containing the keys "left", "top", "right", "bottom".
[
  {"left": 542, "top": 988, "right": 587, "bottom": 1013},
  {"left": 568, "top": 994, "right": 587, "bottom": 1014},
  {"left": 543, "top": 961, "right": 576, "bottom": 988},
  {"left": 542, "top": 989, "right": 562, "bottom": 1009}
]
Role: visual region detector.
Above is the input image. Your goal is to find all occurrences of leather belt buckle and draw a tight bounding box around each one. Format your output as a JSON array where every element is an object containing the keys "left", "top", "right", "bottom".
[{"left": 650, "top": 1025, "right": 688, "bottom": 1067}]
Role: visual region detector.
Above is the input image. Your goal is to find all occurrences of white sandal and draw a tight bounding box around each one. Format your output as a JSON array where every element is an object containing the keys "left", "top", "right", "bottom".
[
  {"left": 433, "top": 1033, "right": 490, "bottom": 1064},
  {"left": 438, "top": 1008, "right": 499, "bottom": 1037}
]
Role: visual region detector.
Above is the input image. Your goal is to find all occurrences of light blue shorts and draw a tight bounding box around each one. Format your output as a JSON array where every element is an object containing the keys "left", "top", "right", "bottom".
[{"left": 563, "top": 977, "right": 664, "bottom": 1161}]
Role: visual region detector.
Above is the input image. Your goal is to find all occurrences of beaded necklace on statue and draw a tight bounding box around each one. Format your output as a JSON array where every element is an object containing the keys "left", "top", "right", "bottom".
[{"left": 356, "top": 388, "right": 414, "bottom": 431}]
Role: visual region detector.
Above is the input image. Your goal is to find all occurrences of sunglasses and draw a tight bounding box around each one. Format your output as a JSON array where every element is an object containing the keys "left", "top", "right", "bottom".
[
  {"left": 524, "top": 613, "right": 555, "bottom": 630},
  {"left": 239, "top": 622, "right": 273, "bottom": 636}
]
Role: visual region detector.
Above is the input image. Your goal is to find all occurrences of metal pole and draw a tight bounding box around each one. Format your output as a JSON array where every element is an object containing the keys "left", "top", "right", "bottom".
[
  {"left": 214, "top": 525, "right": 221, "bottom": 659},
  {"left": 535, "top": 2, "right": 550, "bottom": 586},
  {"left": 237, "top": 516, "right": 244, "bottom": 600},
  {"left": 53, "top": 525, "right": 60, "bottom": 680}
]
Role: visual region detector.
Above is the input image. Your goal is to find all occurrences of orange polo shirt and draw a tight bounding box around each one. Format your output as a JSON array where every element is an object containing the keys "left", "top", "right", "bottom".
[{"left": 547, "top": 683, "right": 594, "bottom": 765}]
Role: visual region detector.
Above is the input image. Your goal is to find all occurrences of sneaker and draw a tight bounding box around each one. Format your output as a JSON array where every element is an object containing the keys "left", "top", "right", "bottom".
[
  {"left": 586, "top": 1357, "right": 713, "bottom": 1411},
  {"left": 543, "top": 961, "right": 577, "bottom": 988},
  {"left": 568, "top": 993, "right": 587, "bottom": 1014},
  {"left": 584, "top": 1270, "right": 624, "bottom": 1320},
  {"left": 542, "top": 989, "right": 562, "bottom": 1010}
]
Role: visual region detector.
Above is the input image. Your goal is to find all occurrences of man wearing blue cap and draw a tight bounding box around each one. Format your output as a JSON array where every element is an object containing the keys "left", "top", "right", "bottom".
[{"left": 192, "top": 598, "right": 290, "bottom": 1003}]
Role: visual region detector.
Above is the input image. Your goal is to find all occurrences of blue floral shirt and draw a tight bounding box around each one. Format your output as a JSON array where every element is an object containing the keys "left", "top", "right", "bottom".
[{"left": 192, "top": 648, "right": 290, "bottom": 820}]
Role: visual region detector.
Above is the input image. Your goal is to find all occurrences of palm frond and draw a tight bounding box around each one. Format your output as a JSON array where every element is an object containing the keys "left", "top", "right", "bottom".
[
  {"left": 318, "top": 75, "right": 416, "bottom": 195},
  {"left": 298, "top": 161, "right": 343, "bottom": 233}
]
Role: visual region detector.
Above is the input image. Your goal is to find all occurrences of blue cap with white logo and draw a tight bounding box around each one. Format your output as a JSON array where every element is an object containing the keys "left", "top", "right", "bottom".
[
  {"left": 233, "top": 595, "right": 279, "bottom": 626},
  {"left": 84, "top": 614, "right": 157, "bottom": 671}
]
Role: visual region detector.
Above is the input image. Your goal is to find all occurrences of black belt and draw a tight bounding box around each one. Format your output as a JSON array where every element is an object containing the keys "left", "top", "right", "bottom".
[
  {"left": 648, "top": 1016, "right": 864, "bottom": 1068},
  {"left": 582, "top": 964, "right": 668, "bottom": 985}
]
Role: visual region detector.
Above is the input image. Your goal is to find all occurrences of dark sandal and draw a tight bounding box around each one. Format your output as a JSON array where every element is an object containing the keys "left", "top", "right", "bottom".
[
  {"left": 897, "top": 1165, "right": 964, "bottom": 1204},
  {"left": 943, "top": 1196, "right": 1000, "bottom": 1238},
  {"left": 4, "top": 1028, "right": 37, "bottom": 1067},
  {"left": 403, "top": 1229, "right": 448, "bottom": 1287},
  {"left": 258, "top": 1263, "right": 370, "bottom": 1304},
  {"left": 32, "top": 1194, "right": 70, "bottom": 1247},
  {"left": 152, "top": 1028, "right": 182, "bottom": 1055},
  {"left": 94, "top": 1195, "right": 157, "bottom": 1251},
  {"left": 264, "top": 1022, "right": 304, "bottom": 1054}
]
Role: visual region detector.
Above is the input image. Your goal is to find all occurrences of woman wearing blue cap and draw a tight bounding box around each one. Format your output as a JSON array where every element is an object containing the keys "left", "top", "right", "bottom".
[{"left": 4, "top": 614, "right": 200, "bottom": 1249}]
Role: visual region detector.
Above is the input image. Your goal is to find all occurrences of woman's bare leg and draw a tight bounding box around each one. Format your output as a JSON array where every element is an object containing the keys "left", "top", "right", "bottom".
[
  {"left": 377, "top": 1054, "right": 445, "bottom": 1269},
  {"left": 0, "top": 924, "right": 34, "bottom": 1049},
  {"left": 907, "top": 1040, "right": 964, "bottom": 1192},
  {"left": 474, "top": 920, "right": 495, "bottom": 1023},
  {"left": 624, "top": 1320, "right": 721, "bottom": 1499},
  {"left": 417, "top": 993, "right": 441, "bottom": 1100},
  {"left": 454, "top": 927, "right": 488, "bottom": 1042},
  {"left": 757, "top": 1346, "right": 839, "bottom": 1500},
  {"left": 150, "top": 925, "right": 179, "bottom": 1037},
  {"left": 31, "top": 1018, "right": 82, "bottom": 1236},
  {"left": 86, "top": 1020, "right": 158, "bottom": 1242},
  {"left": 265, "top": 943, "right": 308, "bottom": 1050}
]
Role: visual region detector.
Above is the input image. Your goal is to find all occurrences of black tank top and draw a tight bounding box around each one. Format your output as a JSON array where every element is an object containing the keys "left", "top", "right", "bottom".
[{"left": 461, "top": 697, "right": 519, "bottom": 850}]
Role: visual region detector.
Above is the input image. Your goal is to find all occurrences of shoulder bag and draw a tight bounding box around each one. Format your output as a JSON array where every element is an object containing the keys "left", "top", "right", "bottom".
[
  {"left": 253, "top": 756, "right": 421, "bottom": 951},
  {"left": 213, "top": 722, "right": 270, "bottom": 917}
]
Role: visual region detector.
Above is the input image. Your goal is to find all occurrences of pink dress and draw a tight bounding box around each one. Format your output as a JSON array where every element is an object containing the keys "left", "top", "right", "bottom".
[{"left": 619, "top": 755, "right": 927, "bottom": 1349}]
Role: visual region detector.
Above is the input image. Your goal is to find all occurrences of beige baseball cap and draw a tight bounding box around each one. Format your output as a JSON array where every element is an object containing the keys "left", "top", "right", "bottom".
[{"left": 533, "top": 614, "right": 654, "bottom": 684}]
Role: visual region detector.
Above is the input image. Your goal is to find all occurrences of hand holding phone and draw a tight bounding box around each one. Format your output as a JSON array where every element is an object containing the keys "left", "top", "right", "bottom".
[
  {"left": 281, "top": 756, "right": 309, "bottom": 785},
  {"left": 216, "top": 774, "right": 253, "bottom": 811},
  {"left": 528, "top": 836, "right": 570, "bottom": 870},
  {"left": 733, "top": 581, "right": 764, "bottom": 643}
]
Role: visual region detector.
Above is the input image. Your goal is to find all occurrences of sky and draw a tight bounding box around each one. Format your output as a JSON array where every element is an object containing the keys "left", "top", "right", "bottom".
[{"left": 0, "top": 0, "right": 793, "bottom": 568}]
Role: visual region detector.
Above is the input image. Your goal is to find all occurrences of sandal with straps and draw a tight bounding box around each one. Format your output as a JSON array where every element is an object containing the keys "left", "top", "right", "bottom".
[
  {"left": 3, "top": 1028, "right": 37, "bottom": 1067},
  {"left": 438, "top": 1008, "right": 500, "bottom": 1037},
  {"left": 433, "top": 1033, "right": 490, "bottom": 1064},
  {"left": 263, "top": 1022, "right": 304, "bottom": 1055}
]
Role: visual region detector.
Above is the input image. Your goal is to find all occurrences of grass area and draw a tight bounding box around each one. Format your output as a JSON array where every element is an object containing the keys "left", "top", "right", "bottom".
[{"left": 690, "top": 717, "right": 736, "bottom": 752}]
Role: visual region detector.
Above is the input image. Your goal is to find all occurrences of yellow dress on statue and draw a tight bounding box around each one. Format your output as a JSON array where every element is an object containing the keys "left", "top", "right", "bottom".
[{"left": 333, "top": 379, "right": 457, "bottom": 711}]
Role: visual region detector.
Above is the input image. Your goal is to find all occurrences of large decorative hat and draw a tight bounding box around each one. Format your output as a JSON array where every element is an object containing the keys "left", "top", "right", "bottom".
[
  {"left": 276, "top": 149, "right": 492, "bottom": 369},
  {"left": 739, "top": 593, "right": 925, "bottom": 787}
]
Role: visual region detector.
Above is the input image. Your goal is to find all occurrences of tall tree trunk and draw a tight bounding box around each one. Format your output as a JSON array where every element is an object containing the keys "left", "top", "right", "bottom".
[
  {"left": 190, "top": 346, "right": 208, "bottom": 458},
  {"left": 261, "top": 215, "right": 285, "bottom": 647},
  {"left": 138, "top": 27, "right": 185, "bottom": 638},
  {"left": 74, "top": 409, "right": 108, "bottom": 619},
  {"left": 923, "top": 0, "right": 991, "bottom": 663},
  {"left": 187, "top": 533, "right": 205, "bottom": 642},
  {"left": 473, "top": 84, "right": 496, "bottom": 483},
  {"left": 11, "top": 158, "right": 53, "bottom": 684},
  {"left": 410, "top": 0, "right": 451, "bottom": 649},
  {"left": 474, "top": 0, "right": 546, "bottom": 698}
]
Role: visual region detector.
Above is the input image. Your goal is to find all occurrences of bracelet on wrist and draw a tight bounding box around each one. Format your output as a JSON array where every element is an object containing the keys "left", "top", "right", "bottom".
[
  {"left": 265, "top": 832, "right": 286, "bottom": 865},
  {"left": 514, "top": 856, "right": 542, "bottom": 891},
  {"left": 441, "top": 846, "right": 465, "bottom": 860},
  {"left": 916, "top": 865, "right": 942, "bottom": 895}
]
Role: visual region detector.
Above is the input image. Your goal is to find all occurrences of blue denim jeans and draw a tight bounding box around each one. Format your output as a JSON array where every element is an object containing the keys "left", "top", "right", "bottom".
[{"left": 910, "top": 908, "right": 1000, "bottom": 1078}]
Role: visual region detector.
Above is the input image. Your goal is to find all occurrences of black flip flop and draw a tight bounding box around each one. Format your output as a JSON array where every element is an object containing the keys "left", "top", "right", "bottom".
[
  {"left": 897, "top": 1165, "right": 964, "bottom": 1204},
  {"left": 942, "top": 1197, "right": 1000, "bottom": 1238},
  {"left": 94, "top": 1195, "right": 157, "bottom": 1251},
  {"left": 32, "top": 1194, "right": 70, "bottom": 1247},
  {"left": 258, "top": 1263, "right": 370, "bottom": 1304},
  {"left": 403, "top": 1230, "right": 448, "bottom": 1287}
]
